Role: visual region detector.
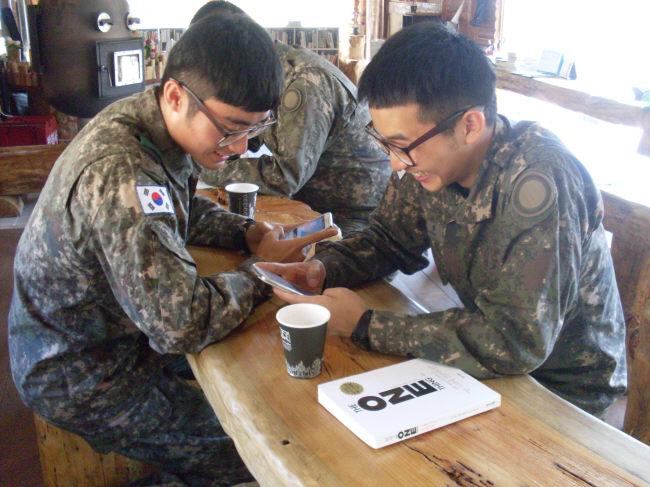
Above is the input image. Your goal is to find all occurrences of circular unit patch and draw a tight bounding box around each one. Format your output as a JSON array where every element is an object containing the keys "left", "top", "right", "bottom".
[
  {"left": 281, "top": 88, "right": 304, "bottom": 113},
  {"left": 511, "top": 171, "right": 555, "bottom": 219}
]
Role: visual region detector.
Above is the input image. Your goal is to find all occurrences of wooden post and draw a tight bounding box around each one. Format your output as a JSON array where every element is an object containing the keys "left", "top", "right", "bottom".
[
  {"left": 34, "top": 415, "right": 153, "bottom": 487},
  {"left": 623, "top": 261, "right": 650, "bottom": 445},
  {"left": 602, "top": 192, "right": 650, "bottom": 445}
]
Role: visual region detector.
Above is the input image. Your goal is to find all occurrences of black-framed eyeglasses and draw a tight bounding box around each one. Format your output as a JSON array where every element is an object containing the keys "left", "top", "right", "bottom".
[
  {"left": 365, "top": 105, "right": 480, "bottom": 167},
  {"left": 171, "top": 77, "right": 276, "bottom": 148}
]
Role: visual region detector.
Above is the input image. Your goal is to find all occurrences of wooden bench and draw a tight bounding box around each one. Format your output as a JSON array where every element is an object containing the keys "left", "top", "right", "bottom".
[
  {"left": 0, "top": 143, "right": 66, "bottom": 217},
  {"left": 34, "top": 415, "right": 153, "bottom": 487}
]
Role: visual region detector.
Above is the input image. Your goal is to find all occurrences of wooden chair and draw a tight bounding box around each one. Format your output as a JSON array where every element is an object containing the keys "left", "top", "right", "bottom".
[
  {"left": 34, "top": 415, "right": 153, "bottom": 487},
  {"left": 602, "top": 191, "right": 650, "bottom": 445}
]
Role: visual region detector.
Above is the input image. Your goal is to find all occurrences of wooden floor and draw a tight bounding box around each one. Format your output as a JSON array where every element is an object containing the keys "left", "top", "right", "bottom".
[{"left": 0, "top": 228, "right": 43, "bottom": 487}]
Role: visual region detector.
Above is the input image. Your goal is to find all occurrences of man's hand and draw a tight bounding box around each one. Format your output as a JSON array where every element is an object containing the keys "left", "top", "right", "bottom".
[
  {"left": 245, "top": 222, "right": 337, "bottom": 263},
  {"left": 255, "top": 260, "right": 326, "bottom": 293},
  {"left": 272, "top": 286, "right": 369, "bottom": 337}
]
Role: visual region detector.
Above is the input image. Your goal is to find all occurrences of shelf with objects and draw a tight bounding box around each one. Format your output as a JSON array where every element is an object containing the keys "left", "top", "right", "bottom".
[
  {"left": 138, "top": 28, "right": 184, "bottom": 83},
  {"left": 267, "top": 26, "right": 339, "bottom": 66}
]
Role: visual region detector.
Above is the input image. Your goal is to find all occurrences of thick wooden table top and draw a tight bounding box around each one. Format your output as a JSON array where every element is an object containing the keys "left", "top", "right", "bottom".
[{"left": 187, "top": 195, "right": 650, "bottom": 486}]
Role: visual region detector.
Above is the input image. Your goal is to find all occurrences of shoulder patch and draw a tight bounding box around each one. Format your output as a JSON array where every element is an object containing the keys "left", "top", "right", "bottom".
[
  {"left": 281, "top": 88, "right": 304, "bottom": 113},
  {"left": 510, "top": 171, "right": 556, "bottom": 219},
  {"left": 136, "top": 186, "right": 174, "bottom": 215}
]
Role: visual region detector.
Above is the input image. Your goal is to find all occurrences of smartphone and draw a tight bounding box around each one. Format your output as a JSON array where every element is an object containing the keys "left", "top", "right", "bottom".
[
  {"left": 252, "top": 263, "right": 314, "bottom": 296},
  {"left": 283, "top": 213, "right": 333, "bottom": 240}
]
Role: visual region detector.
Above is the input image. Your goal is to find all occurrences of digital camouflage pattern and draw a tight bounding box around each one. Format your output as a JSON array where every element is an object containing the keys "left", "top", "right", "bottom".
[
  {"left": 8, "top": 88, "right": 268, "bottom": 484},
  {"left": 315, "top": 116, "right": 627, "bottom": 414},
  {"left": 201, "top": 43, "right": 391, "bottom": 235}
]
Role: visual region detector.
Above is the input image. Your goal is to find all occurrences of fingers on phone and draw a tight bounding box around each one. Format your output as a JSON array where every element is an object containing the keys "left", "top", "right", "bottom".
[{"left": 297, "top": 227, "right": 337, "bottom": 246}]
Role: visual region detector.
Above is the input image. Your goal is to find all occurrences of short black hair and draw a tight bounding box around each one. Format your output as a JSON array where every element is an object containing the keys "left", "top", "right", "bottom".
[
  {"left": 190, "top": 1, "right": 246, "bottom": 25},
  {"left": 161, "top": 14, "right": 283, "bottom": 112},
  {"left": 358, "top": 22, "right": 497, "bottom": 125}
]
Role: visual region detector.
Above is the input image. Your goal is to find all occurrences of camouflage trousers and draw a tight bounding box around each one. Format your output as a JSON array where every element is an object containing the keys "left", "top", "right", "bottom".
[{"left": 75, "top": 360, "right": 253, "bottom": 487}]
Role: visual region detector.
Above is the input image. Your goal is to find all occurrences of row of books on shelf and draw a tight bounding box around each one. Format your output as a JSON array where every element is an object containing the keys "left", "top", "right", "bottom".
[
  {"left": 267, "top": 28, "right": 338, "bottom": 50},
  {"left": 141, "top": 28, "right": 185, "bottom": 54},
  {"left": 135, "top": 26, "right": 338, "bottom": 72}
]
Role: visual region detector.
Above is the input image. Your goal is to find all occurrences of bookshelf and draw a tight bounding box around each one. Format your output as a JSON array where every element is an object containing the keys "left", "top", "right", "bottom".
[
  {"left": 267, "top": 27, "right": 339, "bottom": 66},
  {"left": 139, "top": 28, "right": 185, "bottom": 82}
]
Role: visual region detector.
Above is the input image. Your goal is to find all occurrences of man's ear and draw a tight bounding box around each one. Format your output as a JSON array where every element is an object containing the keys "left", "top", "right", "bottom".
[
  {"left": 461, "top": 109, "right": 487, "bottom": 145},
  {"left": 161, "top": 79, "right": 184, "bottom": 114}
]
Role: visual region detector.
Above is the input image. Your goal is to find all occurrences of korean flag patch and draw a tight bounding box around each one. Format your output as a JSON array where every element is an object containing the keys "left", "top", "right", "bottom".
[{"left": 137, "top": 186, "right": 174, "bottom": 215}]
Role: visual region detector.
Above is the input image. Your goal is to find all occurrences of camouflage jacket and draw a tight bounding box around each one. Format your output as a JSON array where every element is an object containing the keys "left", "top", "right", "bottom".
[
  {"left": 9, "top": 88, "right": 269, "bottom": 429},
  {"left": 315, "top": 116, "right": 627, "bottom": 414},
  {"left": 201, "top": 42, "right": 390, "bottom": 233}
]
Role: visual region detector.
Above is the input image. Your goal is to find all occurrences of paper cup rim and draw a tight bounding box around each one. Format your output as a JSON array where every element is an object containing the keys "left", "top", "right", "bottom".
[
  {"left": 276, "top": 303, "right": 330, "bottom": 328},
  {"left": 225, "top": 183, "right": 259, "bottom": 193}
]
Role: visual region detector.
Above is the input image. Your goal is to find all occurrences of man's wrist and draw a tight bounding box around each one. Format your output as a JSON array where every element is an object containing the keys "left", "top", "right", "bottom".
[
  {"left": 241, "top": 218, "right": 257, "bottom": 253},
  {"left": 351, "top": 309, "right": 373, "bottom": 350}
]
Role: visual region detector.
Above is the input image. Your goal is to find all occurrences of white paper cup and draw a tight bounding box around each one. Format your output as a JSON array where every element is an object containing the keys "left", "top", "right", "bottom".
[
  {"left": 225, "top": 182, "right": 259, "bottom": 218},
  {"left": 276, "top": 303, "right": 330, "bottom": 379}
]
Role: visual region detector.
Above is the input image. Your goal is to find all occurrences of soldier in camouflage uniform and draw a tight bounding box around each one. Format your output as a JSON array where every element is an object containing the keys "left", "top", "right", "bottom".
[
  {"left": 8, "top": 17, "right": 335, "bottom": 487},
  {"left": 260, "top": 23, "right": 627, "bottom": 416},
  {"left": 193, "top": 2, "right": 391, "bottom": 236}
]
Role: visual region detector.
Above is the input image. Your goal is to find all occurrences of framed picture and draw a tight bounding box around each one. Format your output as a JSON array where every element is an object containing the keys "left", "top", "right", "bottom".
[{"left": 114, "top": 49, "right": 143, "bottom": 87}]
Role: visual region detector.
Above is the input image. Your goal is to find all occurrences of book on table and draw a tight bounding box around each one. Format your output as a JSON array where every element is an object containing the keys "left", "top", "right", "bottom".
[{"left": 317, "top": 358, "right": 501, "bottom": 449}]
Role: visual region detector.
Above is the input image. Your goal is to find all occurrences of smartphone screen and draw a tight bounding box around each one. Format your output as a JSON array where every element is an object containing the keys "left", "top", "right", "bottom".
[
  {"left": 283, "top": 214, "right": 331, "bottom": 240},
  {"left": 252, "top": 264, "right": 314, "bottom": 296}
]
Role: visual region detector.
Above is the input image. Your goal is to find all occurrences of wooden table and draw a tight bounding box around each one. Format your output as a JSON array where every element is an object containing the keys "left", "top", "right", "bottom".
[{"left": 188, "top": 195, "right": 650, "bottom": 486}]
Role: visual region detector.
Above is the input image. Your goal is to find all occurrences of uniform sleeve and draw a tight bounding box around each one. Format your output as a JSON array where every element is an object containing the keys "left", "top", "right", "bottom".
[
  {"left": 200, "top": 75, "right": 335, "bottom": 196},
  {"left": 187, "top": 192, "right": 253, "bottom": 249},
  {"left": 79, "top": 159, "right": 269, "bottom": 355},
  {"left": 365, "top": 162, "right": 585, "bottom": 379},
  {"left": 315, "top": 172, "right": 431, "bottom": 288}
]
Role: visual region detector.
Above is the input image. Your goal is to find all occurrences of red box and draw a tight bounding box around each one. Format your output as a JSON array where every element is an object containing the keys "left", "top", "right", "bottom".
[{"left": 0, "top": 115, "right": 59, "bottom": 147}]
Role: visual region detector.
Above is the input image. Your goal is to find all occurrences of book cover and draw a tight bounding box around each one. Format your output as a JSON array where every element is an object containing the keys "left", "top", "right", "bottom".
[{"left": 317, "top": 359, "right": 501, "bottom": 449}]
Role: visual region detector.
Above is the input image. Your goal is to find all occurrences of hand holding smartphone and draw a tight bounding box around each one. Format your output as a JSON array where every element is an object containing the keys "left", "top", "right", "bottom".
[
  {"left": 252, "top": 263, "right": 314, "bottom": 296},
  {"left": 283, "top": 213, "right": 334, "bottom": 240}
]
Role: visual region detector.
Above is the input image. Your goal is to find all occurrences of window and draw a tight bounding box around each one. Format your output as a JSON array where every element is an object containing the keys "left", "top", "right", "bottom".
[{"left": 501, "top": 0, "right": 650, "bottom": 102}]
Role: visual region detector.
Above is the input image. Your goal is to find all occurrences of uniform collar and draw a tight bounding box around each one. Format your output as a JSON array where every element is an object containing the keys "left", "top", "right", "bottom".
[
  {"left": 437, "top": 116, "right": 511, "bottom": 224},
  {"left": 133, "top": 88, "right": 193, "bottom": 186}
]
